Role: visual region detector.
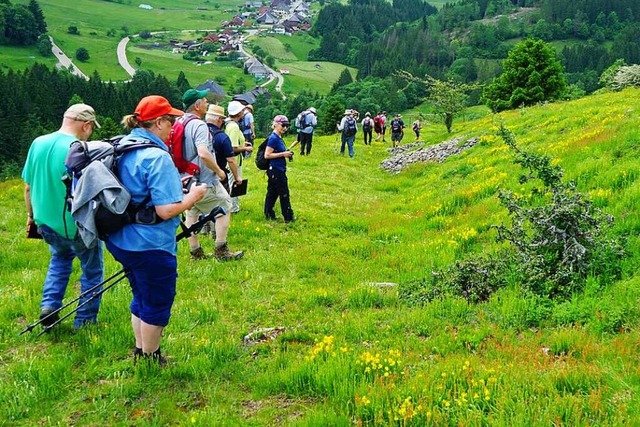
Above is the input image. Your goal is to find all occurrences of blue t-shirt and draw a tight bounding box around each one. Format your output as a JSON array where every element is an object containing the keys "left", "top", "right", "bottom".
[
  {"left": 266, "top": 132, "right": 287, "bottom": 172},
  {"left": 107, "top": 128, "right": 184, "bottom": 255},
  {"left": 208, "top": 124, "right": 235, "bottom": 171}
]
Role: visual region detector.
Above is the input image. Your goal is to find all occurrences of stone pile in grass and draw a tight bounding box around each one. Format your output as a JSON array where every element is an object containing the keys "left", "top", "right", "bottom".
[{"left": 380, "top": 136, "right": 480, "bottom": 174}]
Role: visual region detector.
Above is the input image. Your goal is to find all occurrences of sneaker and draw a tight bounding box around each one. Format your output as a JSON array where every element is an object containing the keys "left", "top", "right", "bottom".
[
  {"left": 214, "top": 243, "right": 244, "bottom": 261},
  {"left": 284, "top": 217, "right": 297, "bottom": 224},
  {"left": 190, "top": 247, "right": 211, "bottom": 260},
  {"left": 39, "top": 307, "right": 59, "bottom": 327}
]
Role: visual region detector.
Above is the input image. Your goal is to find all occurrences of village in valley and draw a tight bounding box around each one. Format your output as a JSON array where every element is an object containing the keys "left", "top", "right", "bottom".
[{"left": 139, "top": 0, "right": 314, "bottom": 83}]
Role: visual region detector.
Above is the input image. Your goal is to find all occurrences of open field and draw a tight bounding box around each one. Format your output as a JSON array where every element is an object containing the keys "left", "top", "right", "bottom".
[{"left": 3, "top": 89, "right": 640, "bottom": 424}]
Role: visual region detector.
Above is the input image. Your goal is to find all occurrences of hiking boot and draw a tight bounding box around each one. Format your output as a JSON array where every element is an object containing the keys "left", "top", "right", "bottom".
[
  {"left": 214, "top": 243, "right": 244, "bottom": 261},
  {"left": 143, "top": 348, "right": 167, "bottom": 367},
  {"left": 190, "top": 247, "right": 211, "bottom": 260},
  {"left": 285, "top": 217, "right": 297, "bottom": 224},
  {"left": 133, "top": 347, "right": 143, "bottom": 364},
  {"left": 39, "top": 307, "right": 59, "bottom": 327}
]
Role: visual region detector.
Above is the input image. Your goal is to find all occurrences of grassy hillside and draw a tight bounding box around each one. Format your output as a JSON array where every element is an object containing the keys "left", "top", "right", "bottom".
[{"left": 2, "top": 89, "right": 640, "bottom": 425}]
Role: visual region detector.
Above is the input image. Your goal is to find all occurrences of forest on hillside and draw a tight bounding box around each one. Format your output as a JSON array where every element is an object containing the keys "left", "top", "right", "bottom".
[{"left": 312, "top": 0, "right": 640, "bottom": 93}]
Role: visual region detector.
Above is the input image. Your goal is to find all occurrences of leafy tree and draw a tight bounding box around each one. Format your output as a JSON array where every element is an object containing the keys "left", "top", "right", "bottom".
[
  {"left": 68, "top": 25, "right": 79, "bottom": 35},
  {"left": 36, "top": 33, "right": 51, "bottom": 57},
  {"left": 599, "top": 58, "right": 626, "bottom": 89},
  {"left": 4, "top": 5, "right": 39, "bottom": 45},
  {"left": 609, "top": 64, "right": 640, "bottom": 90},
  {"left": 75, "top": 47, "right": 90, "bottom": 62},
  {"left": 397, "top": 71, "right": 477, "bottom": 133},
  {"left": 483, "top": 38, "right": 567, "bottom": 112},
  {"left": 134, "top": 57, "right": 142, "bottom": 67}
]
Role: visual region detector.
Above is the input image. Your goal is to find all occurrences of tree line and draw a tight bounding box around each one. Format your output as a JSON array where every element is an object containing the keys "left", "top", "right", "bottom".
[{"left": 0, "top": 65, "right": 181, "bottom": 178}]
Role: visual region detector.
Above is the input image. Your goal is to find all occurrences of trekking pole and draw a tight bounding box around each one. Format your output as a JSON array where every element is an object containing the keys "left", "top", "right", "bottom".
[
  {"left": 19, "top": 269, "right": 127, "bottom": 335},
  {"left": 22, "top": 206, "right": 227, "bottom": 336},
  {"left": 176, "top": 206, "right": 226, "bottom": 241},
  {"left": 36, "top": 272, "right": 130, "bottom": 337}
]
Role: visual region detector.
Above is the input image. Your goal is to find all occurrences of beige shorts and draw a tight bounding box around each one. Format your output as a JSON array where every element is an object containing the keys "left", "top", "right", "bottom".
[{"left": 188, "top": 181, "right": 232, "bottom": 217}]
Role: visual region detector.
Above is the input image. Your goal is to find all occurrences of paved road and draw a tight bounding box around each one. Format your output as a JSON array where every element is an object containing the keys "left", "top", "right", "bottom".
[
  {"left": 117, "top": 36, "right": 136, "bottom": 77},
  {"left": 49, "top": 36, "right": 89, "bottom": 80}
]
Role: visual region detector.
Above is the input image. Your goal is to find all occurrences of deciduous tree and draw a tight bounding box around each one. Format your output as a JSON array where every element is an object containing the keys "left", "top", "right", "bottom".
[{"left": 483, "top": 38, "right": 566, "bottom": 112}]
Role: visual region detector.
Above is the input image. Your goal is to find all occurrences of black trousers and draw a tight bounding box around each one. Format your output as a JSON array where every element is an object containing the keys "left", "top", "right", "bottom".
[
  {"left": 264, "top": 169, "right": 294, "bottom": 221},
  {"left": 299, "top": 132, "right": 313, "bottom": 155},
  {"left": 363, "top": 128, "right": 373, "bottom": 145}
]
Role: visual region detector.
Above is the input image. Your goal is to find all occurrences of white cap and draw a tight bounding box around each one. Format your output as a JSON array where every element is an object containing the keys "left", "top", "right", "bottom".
[{"left": 227, "top": 101, "right": 244, "bottom": 116}]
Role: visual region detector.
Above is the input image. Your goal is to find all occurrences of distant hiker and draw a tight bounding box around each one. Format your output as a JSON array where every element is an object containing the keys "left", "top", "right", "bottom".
[
  {"left": 412, "top": 116, "right": 423, "bottom": 141},
  {"left": 225, "top": 100, "right": 253, "bottom": 214},
  {"left": 361, "top": 112, "right": 373, "bottom": 145},
  {"left": 180, "top": 89, "right": 243, "bottom": 261},
  {"left": 390, "top": 114, "right": 405, "bottom": 147},
  {"left": 374, "top": 112, "right": 383, "bottom": 141},
  {"left": 264, "top": 115, "right": 296, "bottom": 223},
  {"left": 107, "top": 95, "right": 206, "bottom": 365},
  {"left": 337, "top": 109, "right": 357, "bottom": 158},
  {"left": 380, "top": 111, "right": 388, "bottom": 142},
  {"left": 295, "top": 107, "right": 318, "bottom": 156},
  {"left": 240, "top": 104, "right": 255, "bottom": 147},
  {"left": 22, "top": 103, "right": 105, "bottom": 329}
]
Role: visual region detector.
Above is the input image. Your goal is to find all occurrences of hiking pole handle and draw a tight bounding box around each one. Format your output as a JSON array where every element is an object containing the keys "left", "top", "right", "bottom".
[
  {"left": 176, "top": 206, "right": 226, "bottom": 242},
  {"left": 19, "top": 269, "right": 128, "bottom": 335},
  {"left": 36, "top": 272, "right": 129, "bottom": 337}
]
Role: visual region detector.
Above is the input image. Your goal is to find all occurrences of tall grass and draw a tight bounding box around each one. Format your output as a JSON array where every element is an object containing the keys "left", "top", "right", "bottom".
[{"left": 2, "top": 89, "right": 640, "bottom": 424}]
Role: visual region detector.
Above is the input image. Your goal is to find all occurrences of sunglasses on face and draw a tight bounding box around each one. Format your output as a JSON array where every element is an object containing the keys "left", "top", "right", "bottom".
[{"left": 162, "top": 116, "right": 176, "bottom": 125}]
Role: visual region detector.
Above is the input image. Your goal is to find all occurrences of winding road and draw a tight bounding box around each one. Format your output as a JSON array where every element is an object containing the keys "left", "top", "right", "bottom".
[
  {"left": 52, "top": 30, "right": 286, "bottom": 97},
  {"left": 49, "top": 36, "right": 89, "bottom": 80}
]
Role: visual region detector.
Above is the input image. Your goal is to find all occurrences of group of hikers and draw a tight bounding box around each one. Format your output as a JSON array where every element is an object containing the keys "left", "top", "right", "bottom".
[
  {"left": 337, "top": 109, "right": 425, "bottom": 156},
  {"left": 22, "top": 90, "right": 300, "bottom": 365},
  {"left": 21, "top": 89, "right": 426, "bottom": 365}
]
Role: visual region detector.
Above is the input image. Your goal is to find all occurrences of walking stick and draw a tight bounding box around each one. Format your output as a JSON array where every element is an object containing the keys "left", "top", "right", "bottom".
[{"left": 20, "top": 206, "right": 227, "bottom": 336}]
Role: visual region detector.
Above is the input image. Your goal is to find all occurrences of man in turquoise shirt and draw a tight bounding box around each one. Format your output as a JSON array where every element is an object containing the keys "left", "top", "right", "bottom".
[{"left": 22, "top": 103, "right": 104, "bottom": 329}]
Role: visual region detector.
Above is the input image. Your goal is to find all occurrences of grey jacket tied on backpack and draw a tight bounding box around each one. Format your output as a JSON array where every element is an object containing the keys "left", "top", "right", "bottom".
[{"left": 71, "top": 160, "right": 131, "bottom": 248}]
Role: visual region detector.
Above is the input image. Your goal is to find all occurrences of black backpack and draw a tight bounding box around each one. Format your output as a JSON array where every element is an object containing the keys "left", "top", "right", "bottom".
[
  {"left": 391, "top": 119, "right": 402, "bottom": 132},
  {"left": 362, "top": 118, "right": 372, "bottom": 131},
  {"left": 344, "top": 117, "right": 357, "bottom": 137},
  {"left": 254, "top": 138, "right": 270, "bottom": 170},
  {"left": 63, "top": 136, "right": 162, "bottom": 244}
]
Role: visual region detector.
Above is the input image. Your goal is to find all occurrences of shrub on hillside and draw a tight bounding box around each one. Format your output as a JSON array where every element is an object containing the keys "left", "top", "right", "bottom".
[
  {"left": 494, "top": 125, "right": 625, "bottom": 298},
  {"left": 400, "top": 125, "right": 625, "bottom": 306},
  {"left": 610, "top": 64, "right": 640, "bottom": 91}
]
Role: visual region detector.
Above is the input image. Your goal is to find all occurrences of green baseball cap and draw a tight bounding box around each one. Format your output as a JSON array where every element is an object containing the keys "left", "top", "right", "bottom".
[{"left": 182, "top": 88, "right": 209, "bottom": 108}]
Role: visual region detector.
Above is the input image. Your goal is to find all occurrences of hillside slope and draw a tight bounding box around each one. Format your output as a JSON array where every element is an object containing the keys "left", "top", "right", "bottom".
[{"left": 1, "top": 89, "right": 640, "bottom": 424}]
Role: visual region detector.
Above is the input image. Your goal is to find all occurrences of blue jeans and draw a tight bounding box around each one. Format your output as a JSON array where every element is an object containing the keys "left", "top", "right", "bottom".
[
  {"left": 39, "top": 225, "right": 104, "bottom": 328},
  {"left": 341, "top": 134, "right": 355, "bottom": 157}
]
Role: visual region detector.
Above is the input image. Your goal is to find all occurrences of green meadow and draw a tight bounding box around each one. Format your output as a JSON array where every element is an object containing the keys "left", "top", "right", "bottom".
[
  {"left": 2, "top": 89, "right": 640, "bottom": 425},
  {"left": 247, "top": 34, "right": 353, "bottom": 95}
]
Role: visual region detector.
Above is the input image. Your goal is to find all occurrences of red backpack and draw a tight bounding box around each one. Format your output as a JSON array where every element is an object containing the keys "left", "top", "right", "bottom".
[{"left": 167, "top": 116, "right": 200, "bottom": 176}]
